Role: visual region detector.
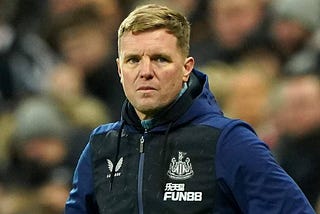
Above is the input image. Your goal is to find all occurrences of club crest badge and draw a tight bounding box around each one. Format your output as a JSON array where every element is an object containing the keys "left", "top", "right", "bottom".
[
  {"left": 106, "top": 157, "right": 123, "bottom": 178},
  {"left": 167, "top": 151, "right": 194, "bottom": 180}
]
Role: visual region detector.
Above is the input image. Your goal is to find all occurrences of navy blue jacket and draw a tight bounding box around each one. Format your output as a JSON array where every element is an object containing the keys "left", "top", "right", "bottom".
[{"left": 65, "top": 69, "right": 315, "bottom": 213}]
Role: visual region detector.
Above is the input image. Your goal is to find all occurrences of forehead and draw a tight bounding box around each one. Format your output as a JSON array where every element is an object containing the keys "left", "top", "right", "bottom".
[{"left": 118, "top": 29, "right": 179, "bottom": 54}]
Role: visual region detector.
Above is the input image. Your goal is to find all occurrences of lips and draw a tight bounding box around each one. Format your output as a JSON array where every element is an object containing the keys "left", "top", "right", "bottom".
[{"left": 137, "top": 86, "right": 156, "bottom": 91}]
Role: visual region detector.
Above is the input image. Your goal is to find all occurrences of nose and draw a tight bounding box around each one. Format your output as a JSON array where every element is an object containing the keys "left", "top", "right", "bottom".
[{"left": 139, "top": 57, "right": 154, "bottom": 79}]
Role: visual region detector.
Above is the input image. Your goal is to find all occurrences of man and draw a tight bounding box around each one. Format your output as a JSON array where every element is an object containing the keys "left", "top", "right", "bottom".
[
  {"left": 272, "top": 74, "right": 320, "bottom": 208},
  {"left": 65, "top": 4, "right": 315, "bottom": 213}
]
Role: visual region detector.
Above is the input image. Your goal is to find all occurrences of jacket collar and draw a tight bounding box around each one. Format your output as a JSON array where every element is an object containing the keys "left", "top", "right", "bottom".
[{"left": 122, "top": 69, "right": 203, "bottom": 131}]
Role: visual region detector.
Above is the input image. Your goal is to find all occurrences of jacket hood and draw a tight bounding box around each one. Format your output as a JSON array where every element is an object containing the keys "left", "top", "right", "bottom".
[{"left": 121, "top": 69, "right": 223, "bottom": 131}]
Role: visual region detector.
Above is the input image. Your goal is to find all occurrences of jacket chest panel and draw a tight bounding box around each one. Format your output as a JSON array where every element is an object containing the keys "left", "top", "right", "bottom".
[
  {"left": 91, "top": 131, "right": 141, "bottom": 213},
  {"left": 142, "top": 125, "right": 221, "bottom": 213},
  {"left": 90, "top": 125, "right": 221, "bottom": 213}
]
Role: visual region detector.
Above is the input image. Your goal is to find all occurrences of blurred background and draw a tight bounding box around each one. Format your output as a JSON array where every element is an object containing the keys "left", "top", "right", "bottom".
[{"left": 0, "top": 0, "right": 319, "bottom": 213}]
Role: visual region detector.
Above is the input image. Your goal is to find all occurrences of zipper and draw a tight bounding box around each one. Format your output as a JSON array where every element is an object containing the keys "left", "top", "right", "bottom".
[
  {"left": 138, "top": 129, "right": 147, "bottom": 214},
  {"left": 139, "top": 134, "right": 145, "bottom": 153}
]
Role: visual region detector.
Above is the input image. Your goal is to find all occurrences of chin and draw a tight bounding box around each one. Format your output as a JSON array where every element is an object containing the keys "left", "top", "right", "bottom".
[{"left": 137, "top": 103, "right": 164, "bottom": 116}]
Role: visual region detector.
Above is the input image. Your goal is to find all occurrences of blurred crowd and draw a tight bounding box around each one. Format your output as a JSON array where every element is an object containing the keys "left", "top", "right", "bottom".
[{"left": 0, "top": 0, "right": 319, "bottom": 213}]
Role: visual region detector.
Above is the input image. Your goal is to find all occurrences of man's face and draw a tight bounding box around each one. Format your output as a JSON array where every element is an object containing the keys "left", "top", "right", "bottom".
[
  {"left": 117, "top": 29, "right": 194, "bottom": 120},
  {"left": 210, "top": 0, "right": 264, "bottom": 49}
]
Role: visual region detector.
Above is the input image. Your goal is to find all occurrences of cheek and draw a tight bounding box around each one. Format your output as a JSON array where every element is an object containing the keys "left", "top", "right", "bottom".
[
  {"left": 121, "top": 76, "right": 135, "bottom": 96},
  {"left": 120, "top": 79, "right": 130, "bottom": 93},
  {"left": 163, "top": 75, "right": 184, "bottom": 94}
]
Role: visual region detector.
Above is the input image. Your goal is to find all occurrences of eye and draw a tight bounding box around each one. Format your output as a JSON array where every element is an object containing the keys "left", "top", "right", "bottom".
[
  {"left": 153, "top": 55, "right": 169, "bottom": 63},
  {"left": 156, "top": 57, "right": 167, "bottom": 63},
  {"left": 126, "top": 57, "right": 140, "bottom": 64}
]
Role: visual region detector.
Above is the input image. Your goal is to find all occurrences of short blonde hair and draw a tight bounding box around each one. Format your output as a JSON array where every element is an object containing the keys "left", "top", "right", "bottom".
[{"left": 118, "top": 4, "right": 191, "bottom": 57}]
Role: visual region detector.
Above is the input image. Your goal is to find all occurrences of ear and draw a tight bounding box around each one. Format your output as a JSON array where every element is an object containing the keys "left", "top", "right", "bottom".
[
  {"left": 116, "top": 58, "right": 122, "bottom": 83},
  {"left": 182, "top": 57, "right": 194, "bottom": 82}
]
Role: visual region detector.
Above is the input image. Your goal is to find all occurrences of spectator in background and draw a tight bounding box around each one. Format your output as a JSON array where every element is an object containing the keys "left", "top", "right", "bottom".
[
  {"left": 0, "top": 97, "right": 73, "bottom": 214},
  {"left": 47, "top": 3, "right": 125, "bottom": 121},
  {"left": 200, "top": 59, "right": 277, "bottom": 138},
  {"left": 221, "top": 68, "right": 274, "bottom": 131},
  {"left": 268, "top": 0, "right": 320, "bottom": 75},
  {"left": 0, "top": 0, "right": 58, "bottom": 108},
  {"left": 0, "top": 189, "right": 41, "bottom": 214},
  {"left": 191, "top": 0, "right": 271, "bottom": 66},
  {"left": 47, "top": 0, "right": 124, "bottom": 44},
  {"left": 44, "top": 63, "right": 111, "bottom": 130},
  {"left": 1, "top": 97, "right": 72, "bottom": 188},
  {"left": 271, "top": 74, "right": 320, "bottom": 208},
  {"left": 0, "top": 0, "right": 113, "bottom": 178}
]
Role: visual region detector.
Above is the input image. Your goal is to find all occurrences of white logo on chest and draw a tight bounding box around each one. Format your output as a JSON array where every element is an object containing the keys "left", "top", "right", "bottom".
[
  {"left": 167, "top": 151, "right": 194, "bottom": 180},
  {"left": 163, "top": 183, "right": 202, "bottom": 202},
  {"left": 106, "top": 157, "right": 123, "bottom": 178},
  {"left": 164, "top": 152, "right": 202, "bottom": 202}
]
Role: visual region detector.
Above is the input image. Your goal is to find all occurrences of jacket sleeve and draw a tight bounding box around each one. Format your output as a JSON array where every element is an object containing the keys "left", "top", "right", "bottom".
[
  {"left": 215, "top": 120, "right": 315, "bottom": 214},
  {"left": 65, "top": 143, "right": 98, "bottom": 214}
]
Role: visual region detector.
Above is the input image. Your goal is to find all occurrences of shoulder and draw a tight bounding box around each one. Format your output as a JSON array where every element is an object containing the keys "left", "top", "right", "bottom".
[
  {"left": 214, "top": 118, "right": 274, "bottom": 183},
  {"left": 215, "top": 119, "right": 270, "bottom": 176},
  {"left": 213, "top": 120, "right": 315, "bottom": 213},
  {"left": 91, "top": 121, "right": 122, "bottom": 136}
]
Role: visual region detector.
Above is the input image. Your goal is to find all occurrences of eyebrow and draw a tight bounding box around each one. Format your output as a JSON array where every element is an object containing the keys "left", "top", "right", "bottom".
[
  {"left": 123, "top": 52, "right": 172, "bottom": 59},
  {"left": 151, "top": 54, "right": 172, "bottom": 61},
  {"left": 122, "top": 53, "right": 140, "bottom": 60}
]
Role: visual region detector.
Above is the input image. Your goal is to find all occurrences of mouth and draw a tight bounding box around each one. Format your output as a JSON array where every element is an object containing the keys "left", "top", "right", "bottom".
[{"left": 137, "top": 86, "right": 156, "bottom": 91}]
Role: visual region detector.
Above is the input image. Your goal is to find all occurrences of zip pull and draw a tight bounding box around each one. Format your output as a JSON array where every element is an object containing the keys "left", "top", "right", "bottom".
[
  {"left": 139, "top": 129, "right": 147, "bottom": 153},
  {"left": 139, "top": 136, "right": 144, "bottom": 153}
]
